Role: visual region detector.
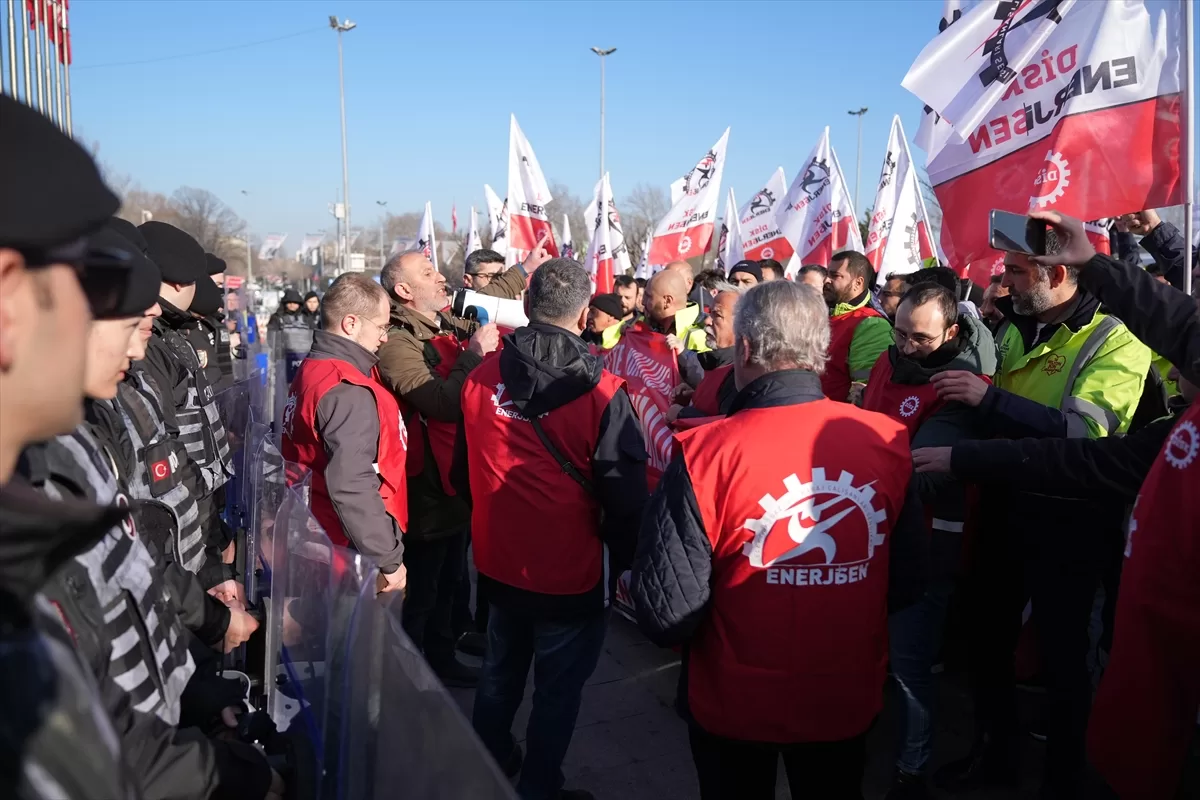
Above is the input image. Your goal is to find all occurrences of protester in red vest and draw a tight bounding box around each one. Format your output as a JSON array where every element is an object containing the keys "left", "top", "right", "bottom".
[
  {"left": 453, "top": 258, "right": 649, "bottom": 800},
  {"left": 860, "top": 283, "right": 996, "bottom": 799},
  {"left": 822, "top": 251, "right": 892, "bottom": 403},
  {"left": 916, "top": 211, "right": 1200, "bottom": 800},
  {"left": 281, "top": 273, "right": 407, "bottom": 596},
  {"left": 670, "top": 289, "right": 739, "bottom": 424},
  {"left": 632, "top": 280, "right": 928, "bottom": 800},
  {"left": 376, "top": 241, "right": 550, "bottom": 685}
]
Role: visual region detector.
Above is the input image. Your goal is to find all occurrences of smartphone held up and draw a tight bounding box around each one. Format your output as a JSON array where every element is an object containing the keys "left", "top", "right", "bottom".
[{"left": 990, "top": 210, "right": 1049, "bottom": 256}]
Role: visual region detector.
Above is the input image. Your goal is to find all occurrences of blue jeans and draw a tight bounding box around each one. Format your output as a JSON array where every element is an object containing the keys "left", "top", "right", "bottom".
[
  {"left": 888, "top": 574, "right": 956, "bottom": 775},
  {"left": 472, "top": 604, "right": 607, "bottom": 800}
]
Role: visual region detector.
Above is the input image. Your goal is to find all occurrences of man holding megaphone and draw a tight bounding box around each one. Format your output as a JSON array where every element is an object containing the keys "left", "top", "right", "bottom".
[{"left": 376, "top": 232, "right": 554, "bottom": 688}]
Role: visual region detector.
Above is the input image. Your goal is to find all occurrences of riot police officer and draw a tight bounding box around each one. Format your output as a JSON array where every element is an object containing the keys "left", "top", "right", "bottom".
[{"left": 269, "top": 287, "right": 314, "bottom": 381}]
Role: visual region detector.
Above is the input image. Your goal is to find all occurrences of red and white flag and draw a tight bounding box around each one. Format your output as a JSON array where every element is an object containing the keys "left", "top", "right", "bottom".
[
  {"left": 634, "top": 231, "right": 656, "bottom": 280},
  {"left": 913, "top": 1, "right": 978, "bottom": 161},
  {"left": 483, "top": 183, "right": 508, "bottom": 256},
  {"left": 737, "top": 167, "right": 794, "bottom": 265},
  {"left": 903, "top": 0, "right": 1186, "bottom": 278},
  {"left": 865, "top": 116, "right": 936, "bottom": 283},
  {"left": 464, "top": 205, "right": 481, "bottom": 259},
  {"left": 602, "top": 325, "right": 680, "bottom": 490},
  {"left": 716, "top": 187, "right": 745, "bottom": 274},
  {"left": 584, "top": 174, "right": 632, "bottom": 294},
  {"left": 506, "top": 115, "right": 558, "bottom": 266},
  {"left": 777, "top": 128, "right": 864, "bottom": 267},
  {"left": 649, "top": 128, "right": 730, "bottom": 265},
  {"left": 417, "top": 201, "right": 438, "bottom": 270},
  {"left": 451, "top": 204, "right": 458, "bottom": 235}
]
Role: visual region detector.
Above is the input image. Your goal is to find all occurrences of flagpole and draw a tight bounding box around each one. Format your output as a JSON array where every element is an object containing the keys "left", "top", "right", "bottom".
[
  {"left": 51, "top": 1, "right": 62, "bottom": 128},
  {"left": 62, "top": 6, "right": 69, "bottom": 135},
  {"left": 1183, "top": 0, "right": 1195, "bottom": 298},
  {"left": 848, "top": 107, "right": 868, "bottom": 220},
  {"left": 32, "top": 0, "right": 43, "bottom": 111},
  {"left": 18, "top": 0, "right": 29, "bottom": 103},
  {"left": 5, "top": 0, "right": 16, "bottom": 97}
]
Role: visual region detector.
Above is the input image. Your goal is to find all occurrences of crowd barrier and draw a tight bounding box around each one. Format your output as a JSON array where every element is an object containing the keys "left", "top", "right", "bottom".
[{"left": 213, "top": 325, "right": 515, "bottom": 798}]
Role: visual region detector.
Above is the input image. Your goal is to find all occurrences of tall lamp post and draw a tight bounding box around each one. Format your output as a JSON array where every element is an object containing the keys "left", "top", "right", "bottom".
[
  {"left": 330, "top": 16, "right": 356, "bottom": 275},
  {"left": 590, "top": 46, "right": 616, "bottom": 180},
  {"left": 239, "top": 190, "right": 254, "bottom": 305},
  {"left": 847, "top": 107, "right": 868, "bottom": 219},
  {"left": 376, "top": 200, "right": 388, "bottom": 268}
]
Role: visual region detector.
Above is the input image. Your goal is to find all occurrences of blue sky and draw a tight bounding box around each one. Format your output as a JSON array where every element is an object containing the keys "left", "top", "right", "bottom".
[{"left": 67, "top": 0, "right": 1195, "bottom": 244}]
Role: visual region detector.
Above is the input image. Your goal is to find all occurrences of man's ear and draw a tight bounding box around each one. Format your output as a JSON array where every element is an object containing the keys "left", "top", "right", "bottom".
[
  {"left": 0, "top": 249, "right": 30, "bottom": 372},
  {"left": 946, "top": 322, "right": 960, "bottom": 341},
  {"left": 393, "top": 281, "right": 413, "bottom": 302},
  {"left": 576, "top": 304, "right": 589, "bottom": 331}
]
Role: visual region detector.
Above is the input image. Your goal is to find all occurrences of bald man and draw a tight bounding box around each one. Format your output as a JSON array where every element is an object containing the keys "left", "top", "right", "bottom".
[
  {"left": 601, "top": 264, "right": 710, "bottom": 356},
  {"left": 375, "top": 244, "right": 551, "bottom": 687}
]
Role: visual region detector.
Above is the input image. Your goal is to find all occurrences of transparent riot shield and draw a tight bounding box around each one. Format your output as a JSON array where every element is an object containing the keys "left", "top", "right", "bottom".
[
  {"left": 323, "top": 578, "right": 517, "bottom": 799},
  {"left": 212, "top": 376, "right": 255, "bottom": 529},
  {"left": 246, "top": 435, "right": 288, "bottom": 608}
]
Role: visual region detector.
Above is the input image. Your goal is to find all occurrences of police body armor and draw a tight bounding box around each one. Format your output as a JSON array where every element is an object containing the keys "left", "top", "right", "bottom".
[
  {"left": 113, "top": 371, "right": 208, "bottom": 573},
  {"left": 211, "top": 313, "right": 235, "bottom": 386},
  {"left": 154, "top": 318, "right": 233, "bottom": 494},
  {"left": 35, "top": 426, "right": 195, "bottom": 726},
  {"left": 279, "top": 312, "right": 314, "bottom": 383}
]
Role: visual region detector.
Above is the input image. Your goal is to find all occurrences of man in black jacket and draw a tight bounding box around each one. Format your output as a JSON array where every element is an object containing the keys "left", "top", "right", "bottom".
[{"left": 453, "top": 258, "right": 649, "bottom": 800}]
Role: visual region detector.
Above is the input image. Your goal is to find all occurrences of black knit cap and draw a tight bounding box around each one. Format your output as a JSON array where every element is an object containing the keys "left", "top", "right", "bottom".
[
  {"left": 729, "top": 260, "right": 763, "bottom": 282},
  {"left": 205, "top": 253, "right": 227, "bottom": 276},
  {"left": 0, "top": 95, "right": 120, "bottom": 250},
  {"left": 190, "top": 274, "right": 223, "bottom": 317},
  {"left": 108, "top": 216, "right": 151, "bottom": 257},
  {"left": 89, "top": 225, "right": 161, "bottom": 320},
  {"left": 304, "top": 290, "right": 319, "bottom": 303},
  {"left": 282, "top": 288, "right": 303, "bottom": 305},
  {"left": 589, "top": 293, "right": 624, "bottom": 320},
  {"left": 139, "top": 221, "right": 205, "bottom": 284}
]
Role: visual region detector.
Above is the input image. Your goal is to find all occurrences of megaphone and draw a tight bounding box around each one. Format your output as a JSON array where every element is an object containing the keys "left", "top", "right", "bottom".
[{"left": 451, "top": 289, "right": 529, "bottom": 329}]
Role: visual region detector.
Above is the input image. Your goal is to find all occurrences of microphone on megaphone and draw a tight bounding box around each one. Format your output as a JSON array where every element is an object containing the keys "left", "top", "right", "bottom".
[{"left": 451, "top": 289, "right": 529, "bottom": 329}]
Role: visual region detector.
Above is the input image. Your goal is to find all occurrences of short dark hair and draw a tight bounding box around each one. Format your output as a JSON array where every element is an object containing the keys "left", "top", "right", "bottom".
[
  {"left": 908, "top": 266, "right": 960, "bottom": 295},
  {"left": 527, "top": 258, "right": 592, "bottom": 325},
  {"left": 830, "top": 251, "right": 875, "bottom": 288},
  {"left": 989, "top": 273, "right": 1003, "bottom": 285},
  {"left": 758, "top": 258, "right": 783, "bottom": 279},
  {"left": 635, "top": 277, "right": 646, "bottom": 288},
  {"left": 899, "top": 283, "right": 958, "bottom": 328},
  {"left": 464, "top": 248, "right": 505, "bottom": 276},
  {"left": 320, "top": 273, "right": 388, "bottom": 329},
  {"left": 696, "top": 269, "right": 727, "bottom": 291},
  {"left": 798, "top": 264, "right": 827, "bottom": 279},
  {"left": 613, "top": 274, "right": 636, "bottom": 290},
  {"left": 883, "top": 271, "right": 910, "bottom": 285}
]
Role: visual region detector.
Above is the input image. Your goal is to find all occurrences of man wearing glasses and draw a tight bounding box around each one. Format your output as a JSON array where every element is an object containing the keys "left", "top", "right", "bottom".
[
  {"left": 859, "top": 283, "right": 996, "bottom": 797},
  {"left": 282, "top": 273, "right": 409, "bottom": 597},
  {"left": 463, "top": 249, "right": 508, "bottom": 291}
]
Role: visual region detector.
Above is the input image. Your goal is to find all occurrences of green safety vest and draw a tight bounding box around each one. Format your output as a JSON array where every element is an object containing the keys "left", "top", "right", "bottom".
[
  {"left": 600, "top": 304, "right": 710, "bottom": 353},
  {"left": 995, "top": 311, "right": 1145, "bottom": 439}
]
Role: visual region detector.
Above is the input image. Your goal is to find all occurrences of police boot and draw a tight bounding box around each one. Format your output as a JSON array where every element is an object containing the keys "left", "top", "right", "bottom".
[{"left": 933, "top": 733, "right": 1018, "bottom": 792}]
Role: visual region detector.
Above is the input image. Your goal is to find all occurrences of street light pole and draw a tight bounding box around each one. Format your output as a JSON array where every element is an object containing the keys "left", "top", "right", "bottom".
[
  {"left": 847, "top": 107, "right": 868, "bottom": 219},
  {"left": 376, "top": 200, "right": 388, "bottom": 268},
  {"left": 240, "top": 190, "right": 254, "bottom": 306},
  {"left": 330, "top": 16, "right": 356, "bottom": 275},
  {"left": 590, "top": 46, "right": 616, "bottom": 180}
]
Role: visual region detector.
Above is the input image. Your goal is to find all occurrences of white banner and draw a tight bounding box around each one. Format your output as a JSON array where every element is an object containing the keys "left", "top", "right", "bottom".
[
  {"left": 648, "top": 128, "right": 730, "bottom": 264},
  {"left": 634, "top": 230, "right": 655, "bottom": 280},
  {"left": 913, "top": 0, "right": 977, "bottom": 160},
  {"left": 418, "top": 201, "right": 438, "bottom": 271},
  {"left": 259, "top": 233, "right": 288, "bottom": 260},
  {"left": 298, "top": 233, "right": 325, "bottom": 256},
  {"left": 737, "top": 167, "right": 794, "bottom": 264},
  {"left": 465, "top": 205, "right": 481, "bottom": 259},
  {"left": 716, "top": 187, "right": 745, "bottom": 274},
  {"left": 866, "top": 115, "right": 936, "bottom": 282},
  {"left": 506, "top": 115, "right": 558, "bottom": 266},
  {"left": 777, "top": 128, "right": 864, "bottom": 267},
  {"left": 484, "top": 183, "right": 508, "bottom": 256},
  {"left": 585, "top": 173, "right": 633, "bottom": 294}
]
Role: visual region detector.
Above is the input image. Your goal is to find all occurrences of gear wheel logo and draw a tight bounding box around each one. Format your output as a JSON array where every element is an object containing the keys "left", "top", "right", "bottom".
[
  {"left": 741, "top": 469, "right": 887, "bottom": 569},
  {"left": 902, "top": 213, "right": 922, "bottom": 267},
  {"left": 761, "top": 246, "right": 774, "bottom": 259},
  {"left": 678, "top": 234, "right": 693, "bottom": 255},
  {"left": 1030, "top": 150, "right": 1070, "bottom": 208},
  {"left": 899, "top": 396, "right": 920, "bottom": 418},
  {"left": 1164, "top": 421, "right": 1199, "bottom": 470}
]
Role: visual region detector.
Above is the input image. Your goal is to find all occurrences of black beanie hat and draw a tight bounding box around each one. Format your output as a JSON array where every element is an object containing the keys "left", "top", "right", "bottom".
[
  {"left": 729, "top": 260, "right": 763, "bottom": 283},
  {"left": 589, "top": 293, "right": 624, "bottom": 320},
  {"left": 139, "top": 221, "right": 205, "bottom": 284}
]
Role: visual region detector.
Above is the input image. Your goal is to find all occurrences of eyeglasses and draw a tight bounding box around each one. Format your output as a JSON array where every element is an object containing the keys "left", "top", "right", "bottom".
[
  {"left": 892, "top": 327, "right": 949, "bottom": 348},
  {"left": 468, "top": 270, "right": 503, "bottom": 282},
  {"left": 357, "top": 315, "right": 390, "bottom": 339},
  {"left": 20, "top": 241, "right": 134, "bottom": 318}
]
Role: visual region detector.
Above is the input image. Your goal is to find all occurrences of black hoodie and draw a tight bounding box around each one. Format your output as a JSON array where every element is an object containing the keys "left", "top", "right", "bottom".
[{"left": 452, "top": 323, "right": 650, "bottom": 618}]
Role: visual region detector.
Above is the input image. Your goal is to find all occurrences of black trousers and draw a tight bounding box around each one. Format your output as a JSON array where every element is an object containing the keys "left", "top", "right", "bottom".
[
  {"left": 400, "top": 529, "right": 466, "bottom": 671},
  {"left": 966, "top": 503, "right": 1117, "bottom": 794},
  {"left": 451, "top": 528, "right": 489, "bottom": 635},
  {"left": 688, "top": 725, "right": 867, "bottom": 800}
]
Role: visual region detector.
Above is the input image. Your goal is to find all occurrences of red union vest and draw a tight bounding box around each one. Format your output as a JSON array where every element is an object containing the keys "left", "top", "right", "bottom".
[
  {"left": 822, "top": 305, "right": 885, "bottom": 402},
  {"left": 678, "top": 398, "right": 911, "bottom": 743},
  {"left": 461, "top": 353, "right": 625, "bottom": 596},
  {"left": 861, "top": 352, "right": 948, "bottom": 436},
  {"left": 1088, "top": 402, "right": 1200, "bottom": 800},
  {"left": 282, "top": 357, "right": 409, "bottom": 548},
  {"left": 691, "top": 364, "right": 733, "bottom": 417},
  {"left": 404, "top": 332, "right": 465, "bottom": 496}
]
